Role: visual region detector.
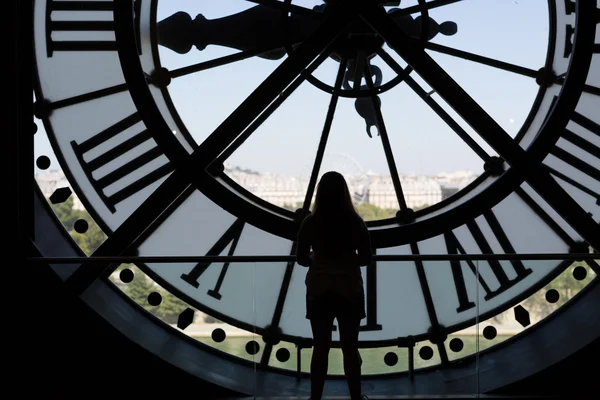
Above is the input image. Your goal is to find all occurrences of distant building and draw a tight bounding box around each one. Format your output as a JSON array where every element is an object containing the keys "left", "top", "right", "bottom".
[
  {"left": 225, "top": 166, "right": 477, "bottom": 211},
  {"left": 434, "top": 170, "right": 478, "bottom": 201},
  {"left": 37, "top": 165, "right": 478, "bottom": 214},
  {"left": 367, "top": 175, "right": 443, "bottom": 209}
]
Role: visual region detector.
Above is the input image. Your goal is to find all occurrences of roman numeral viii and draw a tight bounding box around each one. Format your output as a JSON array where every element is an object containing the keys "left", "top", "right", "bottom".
[
  {"left": 46, "top": 0, "right": 142, "bottom": 57},
  {"left": 180, "top": 219, "right": 245, "bottom": 300},
  {"left": 444, "top": 211, "right": 533, "bottom": 313},
  {"left": 71, "top": 112, "right": 174, "bottom": 213}
]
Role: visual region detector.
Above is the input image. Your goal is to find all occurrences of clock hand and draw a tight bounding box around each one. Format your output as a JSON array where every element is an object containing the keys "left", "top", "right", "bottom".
[
  {"left": 157, "top": 4, "right": 456, "bottom": 59},
  {"left": 157, "top": 6, "right": 321, "bottom": 59},
  {"left": 358, "top": 1, "right": 600, "bottom": 251},
  {"left": 65, "top": 0, "right": 358, "bottom": 295}
]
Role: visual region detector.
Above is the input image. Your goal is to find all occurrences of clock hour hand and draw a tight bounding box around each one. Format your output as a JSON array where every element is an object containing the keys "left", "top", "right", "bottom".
[
  {"left": 157, "top": 4, "right": 456, "bottom": 60},
  {"left": 157, "top": 6, "right": 321, "bottom": 60}
]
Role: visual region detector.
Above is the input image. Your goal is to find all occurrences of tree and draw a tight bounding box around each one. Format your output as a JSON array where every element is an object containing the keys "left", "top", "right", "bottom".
[
  {"left": 355, "top": 203, "right": 396, "bottom": 221},
  {"left": 521, "top": 262, "right": 594, "bottom": 321},
  {"left": 158, "top": 287, "right": 189, "bottom": 324},
  {"left": 51, "top": 198, "right": 189, "bottom": 323},
  {"left": 50, "top": 196, "right": 107, "bottom": 255},
  {"left": 126, "top": 267, "right": 157, "bottom": 314}
]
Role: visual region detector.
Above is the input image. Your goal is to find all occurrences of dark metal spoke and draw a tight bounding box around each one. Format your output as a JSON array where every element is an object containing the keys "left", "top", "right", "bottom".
[
  {"left": 302, "top": 58, "right": 348, "bottom": 211},
  {"left": 169, "top": 43, "right": 299, "bottom": 79},
  {"left": 410, "top": 242, "right": 448, "bottom": 364},
  {"left": 260, "top": 241, "right": 298, "bottom": 366},
  {"left": 377, "top": 48, "right": 491, "bottom": 161},
  {"left": 363, "top": 64, "right": 408, "bottom": 211},
  {"left": 423, "top": 42, "right": 539, "bottom": 79},
  {"left": 215, "top": 50, "right": 333, "bottom": 165},
  {"left": 554, "top": 76, "right": 600, "bottom": 96},
  {"left": 49, "top": 83, "right": 129, "bottom": 110},
  {"left": 581, "top": 84, "right": 600, "bottom": 97},
  {"left": 245, "top": 0, "right": 323, "bottom": 19},
  {"left": 393, "top": 0, "right": 464, "bottom": 16},
  {"left": 528, "top": 167, "right": 600, "bottom": 253}
]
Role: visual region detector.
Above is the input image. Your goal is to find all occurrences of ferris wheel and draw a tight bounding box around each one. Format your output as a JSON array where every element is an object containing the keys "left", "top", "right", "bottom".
[{"left": 301, "top": 152, "right": 371, "bottom": 204}]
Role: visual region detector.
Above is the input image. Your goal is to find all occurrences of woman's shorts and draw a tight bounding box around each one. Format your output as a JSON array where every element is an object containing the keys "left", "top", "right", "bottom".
[{"left": 306, "top": 290, "right": 366, "bottom": 320}]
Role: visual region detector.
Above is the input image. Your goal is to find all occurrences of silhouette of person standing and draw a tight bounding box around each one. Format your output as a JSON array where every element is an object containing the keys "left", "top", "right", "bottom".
[{"left": 297, "top": 171, "right": 372, "bottom": 400}]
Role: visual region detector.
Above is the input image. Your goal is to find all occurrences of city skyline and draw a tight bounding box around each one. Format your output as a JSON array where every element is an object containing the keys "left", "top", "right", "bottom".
[{"left": 37, "top": 160, "right": 478, "bottom": 211}]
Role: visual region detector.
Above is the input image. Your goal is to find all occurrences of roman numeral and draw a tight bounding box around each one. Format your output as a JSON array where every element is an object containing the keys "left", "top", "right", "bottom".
[
  {"left": 360, "top": 252, "right": 383, "bottom": 331},
  {"left": 46, "top": 0, "right": 143, "bottom": 57},
  {"left": 563, "top": 1, "right": 600, "bottom": 57},
  {"left": 444, "top": 211, "right": 533, "bottom": 313},
  {"left": 547, "top": 111, "right": 600, "bottom": 207},
  {"left": 180, "top": 219, "right": 245, "bottom": 300},
  {"left": 71, "top": 112, "right": 173, "bottom": 213}
]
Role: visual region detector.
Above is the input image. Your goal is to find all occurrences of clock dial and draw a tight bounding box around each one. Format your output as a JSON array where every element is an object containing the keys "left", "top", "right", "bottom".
[{"left": 33, "top": 0, "right": 599, "bottom": 381}]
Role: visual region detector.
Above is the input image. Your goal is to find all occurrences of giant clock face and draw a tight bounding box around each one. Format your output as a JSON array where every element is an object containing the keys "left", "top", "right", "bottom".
[{"left": 33, "top": 0, "right": 599, "bottom": 385}]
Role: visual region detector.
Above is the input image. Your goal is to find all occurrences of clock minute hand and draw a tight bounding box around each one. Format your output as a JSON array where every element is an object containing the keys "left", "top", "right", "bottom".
[{"left": 157, "top": 6, "right": 321, "bottom": 60}]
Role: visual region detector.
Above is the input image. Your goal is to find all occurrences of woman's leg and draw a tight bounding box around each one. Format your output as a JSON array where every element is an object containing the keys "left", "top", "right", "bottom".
[
  {"left": 309, "top": 316, "right": 334, "bottom": 400},
  {"left": 338, "top": 315, "right": 362, "bottom": 400}
]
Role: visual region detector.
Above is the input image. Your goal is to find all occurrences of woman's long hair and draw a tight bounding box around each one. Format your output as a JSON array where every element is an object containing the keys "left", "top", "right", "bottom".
[{"left": 312, "top": 171, "right": 359, "bottom": 219}]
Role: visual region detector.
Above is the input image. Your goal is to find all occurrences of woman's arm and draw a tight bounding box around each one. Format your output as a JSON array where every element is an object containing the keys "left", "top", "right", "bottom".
[
  {"left": 296, "top": 216, "right": 313, "bottom": 267},
  {"left": 357, "top": 218, "right": 372, "bottom": 266}
]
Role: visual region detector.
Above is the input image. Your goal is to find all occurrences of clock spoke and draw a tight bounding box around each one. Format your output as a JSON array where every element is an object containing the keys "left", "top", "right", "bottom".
[
  {"left": 411, "top": 242, "right": 448, "bottom": 364},
  {"left": 422, "top": 42, "right": 539, "bottom": 79},
  {"left": 45, "top": 83, "right": 129, "bottom": 111},
  {"left": 363, "top": 64, "right": 409, "bottom": 212},
  {"left": 302, "top": 58, "right": 348, "bottom": 211},
  {"left": 245, "top": 0, "right": 324, "bottom": 19},
  {"left": 376, "top": 48, "right": 491, "bottom": 162},
  {"left": 260, "top": 241, "right": 298, "bottom": 366},
  {"left": 527, "top": 168, "right": 600, "bottom": 253},
  {"left": 514, "top": 187, "right": 580, "bottom": 250},
  {"left": 213, "top": 50, "right": 332, "bottom": 166},
  {"left": 169, "top": 43, "right": 300, "bottom": 80},
  {"left": 553, "top": 79, "right": 600, "bottom": 97}
]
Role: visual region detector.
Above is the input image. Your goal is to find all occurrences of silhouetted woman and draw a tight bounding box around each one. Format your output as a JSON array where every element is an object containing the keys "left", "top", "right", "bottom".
[{"left": 297, "top": 171, "right": 372, "bottom": 400}]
